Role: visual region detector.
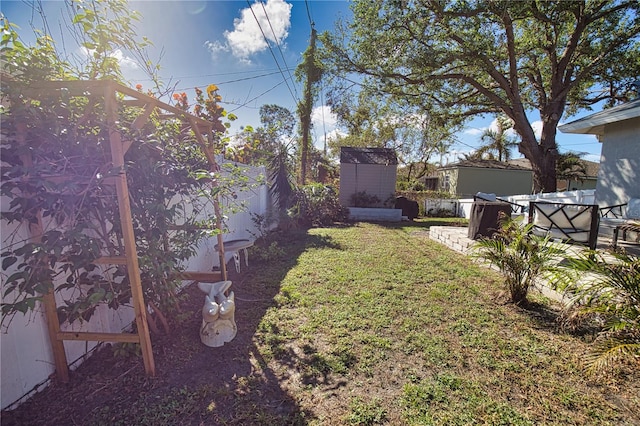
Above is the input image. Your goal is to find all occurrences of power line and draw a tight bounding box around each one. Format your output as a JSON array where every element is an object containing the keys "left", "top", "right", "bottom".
[
  {"left": 246, "top": 0, "right": 299, "bottom": 106},
  {"left": 227, "top": 79, "right": 289, "bottom": 113},
  {"left": 259, "top": 1, "right": 299, "bottom": 102},
  {"left": 170, "top": 69, "right": 294, "bottom": 94},
  {"left": 133, "top": 68, "right": 293, "bottom": 84},
  {"left": 320, "top": 82, "right": 327, "bottom": 154},
  {"left": 304, "top": 0, "right": 315, "bottom": 28}
]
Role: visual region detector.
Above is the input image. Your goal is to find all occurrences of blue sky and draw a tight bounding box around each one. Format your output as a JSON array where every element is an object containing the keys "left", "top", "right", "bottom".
[{"left": 2, "top": 0, "right": 603, "bottom": 163}]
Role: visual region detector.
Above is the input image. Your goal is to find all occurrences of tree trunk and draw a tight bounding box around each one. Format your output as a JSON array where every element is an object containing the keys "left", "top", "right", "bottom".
[{"left": 514, "top": 114, "right": 559, "bottom": 193}]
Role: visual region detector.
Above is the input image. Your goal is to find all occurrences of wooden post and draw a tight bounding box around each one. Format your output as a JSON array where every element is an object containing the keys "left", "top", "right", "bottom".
[
  {"left": 190, "top": 119, "right": 228, "bottom": 281},
  {"left": 16, "top": 122, "right": 70, "bottom": 382},
  {"left": 104, "top": 82, "right": 155, "bottom": 376}
]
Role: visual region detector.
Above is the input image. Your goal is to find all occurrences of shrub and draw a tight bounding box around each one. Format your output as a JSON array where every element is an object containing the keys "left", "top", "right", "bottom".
[
  {"left": 350, "top": 191, "right": 381, "bottom": 208},
  {"left": 474, "top": 215, "right": 565, "bottom": 305},
  {"left": 552, "top": 250, "right": 640, "bottom": 375},
  {"left": 288, "top": 184, "right": 349, "bottom": 227}
]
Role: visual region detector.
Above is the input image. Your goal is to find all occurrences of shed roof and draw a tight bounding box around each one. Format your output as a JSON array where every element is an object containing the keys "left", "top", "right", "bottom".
[
  {"left": 558, "top": 98, "right": 640, "bottom": 135},
  {"left": 340, "top": 147, "right": 398, "bottom": 165},
  {"left": 439, "top": 159, "right": 530, "bottom": 171}
]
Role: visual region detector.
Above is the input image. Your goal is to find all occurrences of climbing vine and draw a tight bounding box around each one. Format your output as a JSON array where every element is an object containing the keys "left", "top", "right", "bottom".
[{"left": 0, "top": 3, "right": 255, "bottom": 333}]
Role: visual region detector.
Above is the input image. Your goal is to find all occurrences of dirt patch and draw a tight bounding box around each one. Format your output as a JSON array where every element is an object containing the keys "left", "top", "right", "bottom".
[{"left": 1, "top": 265, "right": 308, "bottom": 425}]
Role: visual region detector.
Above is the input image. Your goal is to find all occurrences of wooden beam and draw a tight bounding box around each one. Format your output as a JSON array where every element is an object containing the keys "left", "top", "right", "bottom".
[
  {"left": 92, "top": 256, "right": 128, "bottom": 265},
  {"left": 57, "top": 332, "right": 140, "bottom": 343},
  {"left": 190, "top": 118, "right": 228, "bottom": 282},
  {"left": 122, "top": 99, "right": 149, "bottom": 107},
  {"left": 104, "top": 82, "right": 156, "bottom": 376},
  {"left": 131, "top": 103, "right": 156, "bottom": 131},
  {"left": 16, "top": 79, "right": 215, "bottom": 129}
]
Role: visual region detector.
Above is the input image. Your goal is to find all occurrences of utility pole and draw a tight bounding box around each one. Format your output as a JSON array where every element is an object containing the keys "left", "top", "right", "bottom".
[{"left": 297, "top": 26, "right": 321, "bottom": 185}]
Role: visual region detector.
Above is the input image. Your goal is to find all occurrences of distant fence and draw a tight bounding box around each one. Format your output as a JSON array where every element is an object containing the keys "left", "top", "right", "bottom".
[
  {"left": 0, "top": 161, "right": 270, "bottom": 410},
  {"left": 424, "top": 199, "right": 459, "bottom": 217}
]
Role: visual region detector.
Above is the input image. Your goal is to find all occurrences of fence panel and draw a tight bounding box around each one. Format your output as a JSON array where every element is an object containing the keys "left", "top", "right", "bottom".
[{"left": 0, "top": 161, "right": 270, "bottom": 410}]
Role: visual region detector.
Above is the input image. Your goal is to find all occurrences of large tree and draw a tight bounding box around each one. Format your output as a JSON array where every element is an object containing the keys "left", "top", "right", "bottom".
[{"left": 321, "top": 0, "right": 640, "bottom": 192}]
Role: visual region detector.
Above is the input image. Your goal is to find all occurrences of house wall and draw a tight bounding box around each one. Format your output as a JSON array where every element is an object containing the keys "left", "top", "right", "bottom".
[
  {"left": 442, "top": 167, "right": 533, "bottom": 198},
  {"left": 339, "top": 163, "right": 397, "bottom": 207},
  {"left": 438, "top": 168, "right": 459, "bottom": 195},
  {"left": 557, "top": 178, "right": 597, "bottom": 192},
  {"left": 594, "top": 117, "right": 640, "bottom": 207},
  {"left": 0, "top": 162, "right": 270, "bottom": 410}
]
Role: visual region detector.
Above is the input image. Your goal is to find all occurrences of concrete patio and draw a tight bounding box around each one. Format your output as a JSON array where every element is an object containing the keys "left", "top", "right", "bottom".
[
  {"left": 429, "top": 225, "right": 640, "bottom": 256},
  {"left": 429, "top": 225, "right": 639, "bottom": 303}
]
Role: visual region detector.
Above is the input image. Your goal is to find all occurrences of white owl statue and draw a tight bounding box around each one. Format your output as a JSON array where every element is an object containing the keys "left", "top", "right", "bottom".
[{"left": 197, "top": 281, "right": 237, "bottom": 347}]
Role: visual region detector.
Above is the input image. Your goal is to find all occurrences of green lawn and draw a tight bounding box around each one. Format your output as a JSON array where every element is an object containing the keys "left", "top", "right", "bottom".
[
  {"left": 248, "top": 220, "right": 639, "bottom": 425},
  {"left": 4, "top": 219, "right": 639, "bottom": 425}
]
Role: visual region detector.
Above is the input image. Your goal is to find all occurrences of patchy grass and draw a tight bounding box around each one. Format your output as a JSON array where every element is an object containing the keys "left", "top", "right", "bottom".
[{"left": 3, "top": 219, "right": 639, "bottom": 425}]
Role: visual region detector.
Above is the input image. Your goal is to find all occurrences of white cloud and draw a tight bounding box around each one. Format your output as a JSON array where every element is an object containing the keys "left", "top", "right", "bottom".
[
  {"left": 464, "top": 127, "right": 485, "bottom": 136},
  {"left": 78, "top": 47, "right": 139, "bottom": 70},
  {"left": 486, "top": 117, "right": 519, "bottom": 138},
  {"left": 318, "top": 128, "right": 347, "bottom": 150},
  {"left": 311, "top": 106, "right": 340, "bottom": 150},
  {"left": 530, "top": 120, "right": 543, "bottom": 140},
  {"left": 110, "top": 49, "right": 139, "bottom": 70},
  {"left": 311, "top": 105, "right": 338, "bottom": 128},
  {"left": 204, "top": 40, "right": 229, "bottom": 58},
  {"left": 326, "top": 128, "right": 347, "bottom": 141},
  {"left": 210, "top": 0, "right": 292, "bottom": 62}
]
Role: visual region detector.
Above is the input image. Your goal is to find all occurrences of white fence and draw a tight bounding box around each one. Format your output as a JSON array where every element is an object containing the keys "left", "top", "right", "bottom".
[
  {"left": 0, "top": 160, "right": 270, "bottom": 410},
  {"left": 457, "top": 190, "right": 596, "bottom": 219},
  {"left": 424, "top": 199, "right": 459, "bottom": 217}
]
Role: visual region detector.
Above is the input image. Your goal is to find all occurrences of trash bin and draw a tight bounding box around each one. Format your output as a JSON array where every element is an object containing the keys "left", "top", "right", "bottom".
[{"left": 467, "top": 201, "right": 512, "bottom": 240}]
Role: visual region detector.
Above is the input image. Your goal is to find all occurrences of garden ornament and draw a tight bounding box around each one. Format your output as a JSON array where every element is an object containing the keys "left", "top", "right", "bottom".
[{"left": 197, "top": 281, "right": 237, "bottom": 347}]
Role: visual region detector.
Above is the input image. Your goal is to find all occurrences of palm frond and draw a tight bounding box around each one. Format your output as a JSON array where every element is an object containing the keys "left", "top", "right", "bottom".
[
  {"left": 553, "top": 249, "right": 640, "bottom": 375},
  {"left": 584, "top": 334, "right": 640, "bottom": 375}
]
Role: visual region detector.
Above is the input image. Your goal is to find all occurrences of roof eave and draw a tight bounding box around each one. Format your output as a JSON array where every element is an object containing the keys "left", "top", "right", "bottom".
[
  {"left": 558, "top": 100, "right": 640, "bottom": 135},
  {"left": 558, "top": 123, "right": 605, "bottom": 135}
]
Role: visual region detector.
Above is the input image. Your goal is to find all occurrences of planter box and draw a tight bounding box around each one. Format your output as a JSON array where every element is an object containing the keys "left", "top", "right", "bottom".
[{"left": 348, "top": 207, "right": 402, "bottom": 222}]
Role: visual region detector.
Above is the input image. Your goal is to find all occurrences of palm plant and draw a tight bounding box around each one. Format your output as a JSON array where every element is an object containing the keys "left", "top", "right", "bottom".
[
  {"left": 476, "top": 115, "right": 519, "bottom": 162},
  {"left": 552, "top": 250, "right": 640, "bottom": 374},
  {"left": 474, "top": 215, "right": 565, "bottom": 305},
  {"left": 556, "top": 152, "right": 588, "bottom": 184},
  {"left": 268, "top": 142, "right": 296, "bottom": 210}
]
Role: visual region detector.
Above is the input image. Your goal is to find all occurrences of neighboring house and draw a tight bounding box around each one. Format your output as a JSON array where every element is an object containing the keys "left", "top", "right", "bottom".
[
  {"left": 339, "top": 147, "right": 398, "bottom": 207},
  {"left": 438, "top": 159, "right": 533, "bottom": 198},
  {"left": 558, "top": 98, "right": 640, "bottom": 207},
  {"left": 508, "top": 158, "right": 600, "bottom": 191}
]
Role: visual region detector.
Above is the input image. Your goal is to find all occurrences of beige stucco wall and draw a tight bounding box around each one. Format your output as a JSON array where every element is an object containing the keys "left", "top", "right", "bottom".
[
  {"left": 339, "top": 163, "right": 397, "bottom": 206},
  {"left": 594, "top": 117, "right": 640, "bottom": 207},
  {"left": 440, "top": 167, "right": 533, "bottom": 198}
]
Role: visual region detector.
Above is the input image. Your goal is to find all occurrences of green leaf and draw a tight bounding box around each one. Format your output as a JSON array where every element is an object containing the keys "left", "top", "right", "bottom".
[
  {"left": 2, "top": 256, "right": 18, "bottom": 270},
  {"left": 88, "top": 288, "right": 106, "bottom": 304}
]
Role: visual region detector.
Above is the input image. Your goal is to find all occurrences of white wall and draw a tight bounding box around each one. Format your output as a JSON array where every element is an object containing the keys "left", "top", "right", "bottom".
[
  {"left": 183, "top": 161, "right": 270, "bottom": 272},
  {"left": 594, "top": 117, "right": 640, "bottom": 207},
  {"left": 0, "top": 160, "right": 270, "bottom": 410}
]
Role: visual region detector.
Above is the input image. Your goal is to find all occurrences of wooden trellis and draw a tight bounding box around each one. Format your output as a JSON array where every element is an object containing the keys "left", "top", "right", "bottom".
[{"left": 15, "top": 80, "right": 230, "bottom": 381}]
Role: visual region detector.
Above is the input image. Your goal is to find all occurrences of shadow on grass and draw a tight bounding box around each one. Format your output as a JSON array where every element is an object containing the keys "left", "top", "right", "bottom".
[{"left": 2, "top": 229, "right": 341, "bottom": 425}]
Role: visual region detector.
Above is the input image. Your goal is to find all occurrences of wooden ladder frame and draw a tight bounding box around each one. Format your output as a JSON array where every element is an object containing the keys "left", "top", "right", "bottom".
[{"left": 16, "top": 80, "right": 229, "bottom": 381}]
